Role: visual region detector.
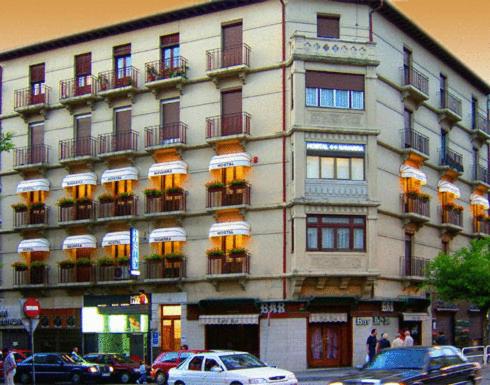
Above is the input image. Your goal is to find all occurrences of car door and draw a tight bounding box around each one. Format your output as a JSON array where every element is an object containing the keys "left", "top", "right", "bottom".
[
  {"left": 202, "top": 357, "right": 227, "bottom": 385},
  {"left": 184, "top": 356, "right": 204, "bottom": 385},
  {"left": 424, "top": 350, "right": 448, "bottom": 385},
  {"left": 441, "top": 347, "right": 475, "bottom": 384}
]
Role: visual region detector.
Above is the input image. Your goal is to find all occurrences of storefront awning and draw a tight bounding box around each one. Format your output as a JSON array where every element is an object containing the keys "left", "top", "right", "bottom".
[
  {"left": 198, "top": 314, "right": 259, "bottom": 325},
  {"left": 149, "top": 227, "right": 186, "bottom": 243},
  {"left": 102, "top": 231, "right": 130, "bottom": 247},
  {"left": 402, "top": 312, "right": 429, "bottom": 321},
  {"left": 400, "top": 164, "right": 427, "bottom": 185},
  {"left": 470, "top": 193, "right": 490, "bottom": 209},
  {"left": 101, "top": 167, "right": 138, "bottom": 184},
  {"left": 309, "top": 313, "right": 348, "bottom": 323},
  {"left": 209, "top": 221, "right": 251, "bottom": 238},
  {"left": 437, "top": 180, "right": 460, "bottom": 198},
  {"left": 17, "top": 238, "right": 50, "bottom": 253},
  {"left": 16, "top": 179, "right": 50, "bottom": 194},
  {"left": 209, "top": 153, "right": 251, "bottom": 170},
  {"left": 148, "top": 161, "right": 187, "bottom": 177},
  {"left": 61, "top": 172, "right": 97, "bottom": 188},
  {"left": 62, "top": 235, "right": 97, "bottom": 250}
]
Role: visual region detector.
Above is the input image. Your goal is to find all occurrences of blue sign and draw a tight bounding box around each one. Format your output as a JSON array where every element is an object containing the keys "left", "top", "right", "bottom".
[
  {"left": 152, "top": 331, "right": 160, "bottom": 347},
  {"left": 129, "top": 227, "right": 140, "bottom": 276}
]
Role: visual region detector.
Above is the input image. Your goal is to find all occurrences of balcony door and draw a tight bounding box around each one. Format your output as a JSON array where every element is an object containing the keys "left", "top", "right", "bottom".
[
  {"left": 29, "top": 122, "right": 44, "bottom": 163},
  {"left": 114, "top": 107, "right": 132, "bottom": 151},
  {"left": 440, "top": 74, "right": 447, "bottom": 108},
  {"left": 222, "top": 22, "right": 242, "bottom": 67},
  {"left": 75, "top": 114, "right": 91, "bottom": 156},
  {"left": 161, "top": 34, "right": 180, "bottom": 73},
  {"left": 161, "top": 99, "right": 180, "bottom": 143},
  {"left": 30, "top": 63, "right": 45, "bottom": 104},
  {"left": 114, "top": 44, "right": 131, "bottom": 87},
  {"left": 75, "top": 53, "right": 92, "bottom": 96},
  {"left": 403, "top": 47, "right": 412, "bottom": 85},
  {"left": 404, "top": 233, "right": 413, "bottom": 276},
  {"left": 221, "top": 89, "right": 242, "bottom": 135}
]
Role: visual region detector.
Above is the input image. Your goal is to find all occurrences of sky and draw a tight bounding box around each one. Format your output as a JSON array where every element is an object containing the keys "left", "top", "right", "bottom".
[{"left": 0, "top": 0, "right": 488, "bottom": 82}]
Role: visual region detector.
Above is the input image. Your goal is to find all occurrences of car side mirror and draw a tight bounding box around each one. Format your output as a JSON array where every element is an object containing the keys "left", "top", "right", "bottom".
[
  {"left": 428, "top": 364, "right": 441, "bottom": 373},
  {"left": 210, "top": 366, "right": 223, "bottom": 373}
]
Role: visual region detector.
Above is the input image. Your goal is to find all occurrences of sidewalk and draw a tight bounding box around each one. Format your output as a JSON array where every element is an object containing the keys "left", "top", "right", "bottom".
[{"left": 294, "top": 367, "right": 357, "bottom": 382}]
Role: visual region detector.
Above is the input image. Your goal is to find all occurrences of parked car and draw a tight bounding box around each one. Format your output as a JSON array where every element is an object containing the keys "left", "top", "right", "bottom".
[
  {"left": 83, "top": 353, "right": 141, "bottom": 384},
  {"left": 15, "top": 353, "right": 100, "bottom": 384},
  {"left": 168, "top": 351, "right": 298, "bottom": 385},
  {"left": 0, "top": 349, "right": 31, "bottom": 379},
  {"left": 327, "top": 346, "right": 481, "bottom": 385},
  {"left": 70, "top": 354, "right": 114, "bottom": 380},
  {"left": 151, "top": 350, "right": 206, "bottom": 384}
]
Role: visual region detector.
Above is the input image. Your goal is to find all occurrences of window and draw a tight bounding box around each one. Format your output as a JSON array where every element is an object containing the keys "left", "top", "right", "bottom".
[
  {"left": 204, "top": 359, "right": 222, "bottom": 371},
  {"left": 306, "top": 215, "right": 366, "bottom": 251},
  {"left": 403, "top": 47, "right": 412, "bottom": 84},
  {"left": 114, "top": 44, "right": 131, "bottom": 79},
  {"left": 75, "top": 53, "right": 92, "bottom": 91},
  {"left": 471, "top": 97, "right": 478, "bottom": 129},
  {"left": 161, "top": 34, "right": 180, "bottom": 69},
  {"left": 188, "top": 356, "right": 204, "bottom": 371},
  {"left": 404, "top": 109, "right": 412, "bottom": 130},
  {"left": 306, "top": 71, "right": 364, "bottom": 110},
  {"left": 317, "top": 15, "right": 339, "bottom": 38},
  {"left": 115, "top": 107, "right": 131, "bottom": 134}
]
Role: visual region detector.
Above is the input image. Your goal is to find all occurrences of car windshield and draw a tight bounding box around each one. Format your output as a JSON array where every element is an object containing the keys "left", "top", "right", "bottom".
[
  {"left": 220, "top": 354, "right": 267, "bottom": 371},
  {"left": 365, "top": 349, "right": 426, "bottom": 370}
]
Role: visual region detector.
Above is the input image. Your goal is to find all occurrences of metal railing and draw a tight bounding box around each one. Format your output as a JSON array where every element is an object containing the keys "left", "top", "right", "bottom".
[
  {"left": 440, "top": 91, "right": 462, "bottom": 117},
  {"left": 473, "top": 217, "right": 490, "bottom": 235},
  {"left": 208, "top": 252, "right": 250, "bottom": 275},
  {"left": 207, "top": 184, "right": 251, "bottom": 208},
  {"left": 144, "top": 192, "right": 186, "bottom": 214},
  {"left": 13, "top": 206, "right": 49, "bottom": 228},
  {"left": 206, "top": 44, "right": 251, "bottom": 71},
  {"left": 59, "top": 136, "right": 97, "bottom": 160},
  {"left": 461, "top": 346, "right": 490, "bottom": 366},
  {"left": 97, "top": 66, "right": 139, "bottom": 91},
  {"left": 14, "top": 144, "right": 49, "bottom": 167},
  {"left": 145, "top": 57, "right": 188, "bottom": 82},
  {"left": 96, "top": 265, "right": 131, "bottom": 282},
  {"left": 13, "top": 266, "right": 49, "bottom": 286},
  {"left": 98, "top": 130, "right": 138, "bottom": 154},
  {"left": 206, "top": 112, "right": 251, "bottom": 139},
  {"left": 58, "top": 265, "right": 95, "bottom": 284},
  {"left": 401, "top": 193, "right": 430, "bottom": 217},
  {"left": 401, "top": 128, "right": 430, "bottom": 156},
  {"left": 98, "top": 196, "right": 138, "bottom": 218},
  {"left": 14, "top": 85, "right": 50, "bottom": 109},
  {"left": 58, "top": 201, "right": 96, "bottom": 223},
  {"left": 59, "top": 76, "right": 97, "bottom": 99},
  {"left": 441, "top": 205, "right": 463, "bottom": 227},
  {"left": 440, "top": 148, "right": 464, "bottom": 173},
  {"left": 403, "top": 66, "right": 429, "bottom": 95},
  {"left": 144, "top": 259, "right": 186, "bottom": 280},
  {"left": 144, "top": 123, "right": 187, "bottom": 148},
  {"left": 400, "top": 256, "right": 429, "bottom": 278},
  {"left": 474, "top": 164, "right": 489, "bottom": 184}
]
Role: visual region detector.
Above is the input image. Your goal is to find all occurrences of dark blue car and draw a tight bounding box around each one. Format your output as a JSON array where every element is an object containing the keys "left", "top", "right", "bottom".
[{"left": 16, "top": 353, "right": 101, "bottom": 384}]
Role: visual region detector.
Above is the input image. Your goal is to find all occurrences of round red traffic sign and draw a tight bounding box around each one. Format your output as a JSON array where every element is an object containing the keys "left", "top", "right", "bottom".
[{"left": 23, "top": 297, "right": 41, "bottom": 318}]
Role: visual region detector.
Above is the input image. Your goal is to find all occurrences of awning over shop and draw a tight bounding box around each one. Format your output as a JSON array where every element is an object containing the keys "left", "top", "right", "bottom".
[
  {"left": 309, "top": 313, "right": 348, "bottom": 323},
  {"left": 101, "top": 167, "right": 138, "bottom": 184},
  {"left": 149, "top": 227, "right": 186, "bottom": 243},
  {"left": 402, "top": 312, "right": 430, "bottom": 321},
  {"left": 17, "top": 238, "right": 50, "bottom": 253},
  {"left": 102, "top": 231, "right": 130, "bottom": 247},
  {"left": 437, "top": 180, "right": 460, "bottom": 198},
  {"left": 400, "top": 164, "right": 427, "bottom": 185},
  {"left": 61, "top": 172, "right": 97, "bottom": 188},
  {"left": 148, "top": 161, "right": 187, "bottom": 177},
  {"left": 16, "top": 179, "right": 50, "bottom": 194},
  {"left": 470, "top": 193, "right": 490, "bottom": 209},
  {"left": 209, "top": 153, "right": 251, "bottom": 170},
  {"left": 198, "top": 314, "right": 259, "bottom": 325},
  {"left": 62, "top": 235, "right": 97, "bottom": 250},
  {"left": 209, "top": 221, "right": 251, "bottom": 238}
]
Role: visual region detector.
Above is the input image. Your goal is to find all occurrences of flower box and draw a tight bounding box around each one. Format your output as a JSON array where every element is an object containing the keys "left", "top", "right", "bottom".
[
  {"left": 11, "top": 203, "right": 28, "bottom": 212},
  {"left": 165, "top": 187, "right": 184, "bottom": 196},
  {"left": 206, "top": 181, "right": 225, "bottom": 191},
  {"left": 144, "top": 189, "right": 163, "bottom": 198},
  {"left": 12, "top": 261, "right": 28, "bottom": 271},
  {"left": 206, "top": 248, "right": 225, "bottom": 258}
]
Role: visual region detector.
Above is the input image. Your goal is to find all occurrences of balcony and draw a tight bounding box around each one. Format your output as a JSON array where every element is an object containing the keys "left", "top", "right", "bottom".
[
  {"left": 14, "top": 86, "right": 50, "bottom": 119},
  {"left": 13, "top": 144, "right": 49, "bottom": 171},
  {"left": 473, "top": 217, "right": 490, "bottom": 236},
  {"left": 401, "top": 67, "right": 429, "bottom": 108},
  {"left": 145, "top": 57, "right": 188, "bottom": 95},
  {"left": 144, "top": 123, "right": 187, "bottom": 152},
  {"left": 290, "top": 32, "right": 378, "bottom": 66},
  {"left": 97, "top": 66, "right": 139, "bottom": 104},
  {"left": 58, "top": 200, "right": 96, "bottom": 226},
  {"left": 472, "top": 113, "right": 490, "bottom": 141},
  {"left": 207, "top": 183, "right": 251, "bottom": 211},
  {"left": 59, "top": 136, "right": 97, "bottom": 165},
  {"left": 96, "top": 264, "right": 131, "bottom": 282},
  {"left": 401, "top": 193, "right": 430, "bottom": 225},
  {"left": 143, "top": 259, "right": 185, "bottom": 282},
  {"left": 400, "top": 256, "right": 429, "bottom": 279},
  {"left": 440, "top": 205, "right": 463, "bottom": 231},
  {"left": 206, "top": 112, "right": 251, "bottom": 143},
  {"left": 440, "top": 148, "right": 464, "bottom": 175},
  {"left": 98, "top": 130, "right": 138, "bottom": 159},
  {"left": 401, "top": 129, "right": 430, "bottom": 161},
  {"left": 207, "top": 250, "right": 250, "bottom": 288},
  {"left": 58, "top": 265, "right": 95, "bottom": 285},
  {"left": 59, "top": 76, "right": 98, "bottom": 111},
  {"left": 144, "top": 191, "right": 186, "bottom": 217},
  {"left": 206, "top": 44, "right": 250, "bottom": 85},
  {"left": 439, "top": 91, "right": 462, "bottom": 127},
  {"left": 98, "top": 195, "right": 138, "bottom": 221},
  {"left": 13, "top": 205, "right": 49, "bottom": 229},
  {"left": 13, "top": 266, "right": 49, "bottom": 287},
  {"left": 473, "top": 165, "right": 490, "bottom": 189}
]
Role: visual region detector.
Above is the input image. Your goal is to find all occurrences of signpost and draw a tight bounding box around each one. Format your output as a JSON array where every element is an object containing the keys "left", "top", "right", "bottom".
[
  {"left": 22, "top": 298, "right": 40, "bottom": 385},
  {"left": 129, "top": 226, "right": 140, "bottom": 276}
]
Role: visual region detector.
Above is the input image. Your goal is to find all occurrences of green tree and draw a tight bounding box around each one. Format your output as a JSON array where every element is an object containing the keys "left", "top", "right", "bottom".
[
  {"left": 0, "top": 132, "right": 14, "bottom": 152},
  {"left": 426, "top": 237, "right": 490, "bottom": 344}
]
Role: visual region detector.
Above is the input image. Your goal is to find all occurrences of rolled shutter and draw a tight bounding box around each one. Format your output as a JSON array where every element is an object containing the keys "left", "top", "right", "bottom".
[
  {"left": 306, "top": 71, "right": 364, "bottom": 91},
  {"left": 115, "top": 108, "right": 131, "bottom": 133},
  {"left": 113, "top": 44, "right": 131, "bottom": 57},
  {"left": 30, "top": 63, "right": 45, "bottom": 83},
  {"left": 223, "top": 23, "right": 242, "bottom": 49},
  {"left": 317, "top": 15, "right": 339, "bottom": 38},
  {"left": 76, "top": 115, "right": 91, "bottom": 139},
  {"left": 161, "top": 33, "right": 179, "bottom": 47},
  {"left": 75, "top": 53, "right": 91, "bottom": 76},
  {"left": 162, "top": 101, "right": 180, "bottom": 125},
  {"left": 222, "top": 89, "right": 242, "bottom": 115}
]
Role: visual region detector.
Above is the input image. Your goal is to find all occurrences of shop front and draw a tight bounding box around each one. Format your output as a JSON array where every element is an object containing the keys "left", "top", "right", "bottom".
[
  {"left": 35, "top": 308, "right": 81, "bottom": 352},
  {"left": 0, "top": 302, "right": 28, "bottom": 349}
]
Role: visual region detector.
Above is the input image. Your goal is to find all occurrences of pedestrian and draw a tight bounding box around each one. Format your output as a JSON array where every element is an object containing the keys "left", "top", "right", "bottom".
[
  {"left": 435, "top": 331, "right": 448, "bottom": 345},
  {"left": 180, "top": 344, "right": 189, "bottom": 351},
  {"left": 366, "top": 329, "right": 378, "bottom": 362},
  {"left": 136, "top": 360, "right": 147, "bottom": 384},
  {"left": 377, "top": 333, "right": 391, "bottom": 353},
  {"left": 404, "top": 330, "right": 414, "bottom": 346},
  {"left": 71, "top": 347, "right": 81, "bottom": 360},
  {"left": 4, "top": 346, "right": 17, "bottom": 385},
  {"left": 392, "top": 332, "right": 404, "bottom": 347}
]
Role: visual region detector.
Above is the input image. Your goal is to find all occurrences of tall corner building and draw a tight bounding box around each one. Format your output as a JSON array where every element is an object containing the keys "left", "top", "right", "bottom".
[{"left": 0, "top": 0, "right": 488, "bottom": 370}]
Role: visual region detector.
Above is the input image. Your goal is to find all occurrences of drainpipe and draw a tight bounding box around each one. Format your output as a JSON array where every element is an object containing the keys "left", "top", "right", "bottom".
[{"left": 369, "top": 0, "right": 384, "bottom": 42}]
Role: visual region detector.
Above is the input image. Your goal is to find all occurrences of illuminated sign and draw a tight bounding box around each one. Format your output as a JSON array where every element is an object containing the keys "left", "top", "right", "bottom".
[
  {"left": 129, "top": 227, "right": 140, "bottom": 276},
  {"left": 306, "top": 142, "right": 365, "bottom": 153},
  {"left": 130, "top": 293, "right": 149, "bottom": 305}
]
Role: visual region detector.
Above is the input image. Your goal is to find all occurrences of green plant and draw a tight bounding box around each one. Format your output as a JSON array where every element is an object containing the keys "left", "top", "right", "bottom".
[
  {"left": 30, "top": 202, "right": 45, "bottom": 210},
  {"left": 144, "top": 253, "right": 163, "bottom": 261},
  {"left": 116, "top": 256, "right": 130, "bottom": 265},
  {"left": 206, "top": 181, "right": 225, "bottom": 190},
  {"left": 76, "top": 197, "right": 92, "bottom": 205},
  {"left": 165, "top": 186, "right": 184, "bottom": 195},
  {"left": 229, "top": 247, "right": 247, "bottom": 256},
  {"left": 206, "top": 248, "right": 225, "bottom": 257},
  {"left": 57, "top": 197, "right": 75, "bottom": 207},
  {"left": 59, "top": 259, "right": 75, "bottom": 268},
  {"left": 12, "top": 261, "right": 28, "bottom": 271},
  {"left": 144, "top": 188, "right": 163, "bottom": 197},
  {"left": 164, "top": 252, "right": 185, "bottom": 259},
  {"left": 229, "top": 179, "right": 248, "bottom": 188},
  {"left": 30, "top": 261, "right": 46, "bottom": 269},
  {"left": 11, "top": 202, "right": 27, "bottom": 212},
  {"left": 97, "top": 257, "right": 115, "bottom": 266},
  {"left": 76, "top": 258, "right": 92, "bottom": 266},
  {"left": 117, "top": 192, "right": 134, "bottom": 199},
  {"left": 98, "top": 193, "right": 115, "bottom": 203}
]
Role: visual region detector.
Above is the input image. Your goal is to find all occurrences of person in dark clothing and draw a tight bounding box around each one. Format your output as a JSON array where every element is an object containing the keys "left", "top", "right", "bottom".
[
  {"left": 366, "top": 329, "right": 378, "bottom": 362},
  {"left": 377, "top": 333, "right": 391, "bottom": 352},
  {"left": 435, "top": 331, "right": 448, "bottom": 345}
]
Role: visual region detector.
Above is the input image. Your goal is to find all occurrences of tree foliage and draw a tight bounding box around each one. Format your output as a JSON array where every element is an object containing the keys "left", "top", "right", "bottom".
[{"left": 0, "top": 132, "right": 14, "bottom": 153}]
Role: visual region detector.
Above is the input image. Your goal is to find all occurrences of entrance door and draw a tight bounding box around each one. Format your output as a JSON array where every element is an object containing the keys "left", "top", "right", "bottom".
[
  {"left": 435, "top": 312, "right": 454, "bottom": 345},
  {"left": 205, "top": 325, "right": 259, "bottom": 358},
  {"left": 309, "top": 324, "right": 343, "bottom": 367}
]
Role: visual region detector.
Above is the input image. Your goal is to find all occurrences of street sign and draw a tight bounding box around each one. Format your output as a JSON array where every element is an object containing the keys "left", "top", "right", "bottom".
[
  {"left": 129, "top": 227, "right": 140, "bottom": 276},
  {"left": 23, "top": 298, "right": 41, "bottom": 318},
  {"left": 151, "top": 331, "right": 160, "bottom": 347}
]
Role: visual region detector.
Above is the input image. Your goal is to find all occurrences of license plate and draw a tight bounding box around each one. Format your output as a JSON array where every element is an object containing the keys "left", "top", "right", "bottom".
[{"left": 102, "top": 373, "right": 111, "bottom": 377}]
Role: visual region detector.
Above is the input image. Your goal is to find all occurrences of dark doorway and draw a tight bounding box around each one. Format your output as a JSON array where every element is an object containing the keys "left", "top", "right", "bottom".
[
  {"left": 205, "top": 325, "right": 259, "bottom": 357},
  {"left": 399, "top": 320, "right": 422, "bottom": 345}
]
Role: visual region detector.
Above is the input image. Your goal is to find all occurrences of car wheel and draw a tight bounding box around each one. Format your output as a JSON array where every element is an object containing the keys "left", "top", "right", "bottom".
[
  {"left": 174, "top": 381, "right": 185, "bottom": 385},
  {"left": 155, "top": 371, "right": 167, "bottom": 385},
  {"left": 119, "top": 372, "right": 131, "bottom": 384},
  {"left": 230, "top": 382, "right": 243, "bottom": 385},
  {"left": 71, "top": 372, "right": 81, "bottom": 385},
  {"left": 20, "top": 373, "right": 31, "bottom": 385}
]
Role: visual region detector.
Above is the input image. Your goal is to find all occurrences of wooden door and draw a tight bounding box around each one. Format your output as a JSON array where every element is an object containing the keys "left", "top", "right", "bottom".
[
  {"left": 75, "top": 114, "right": 91, "bottom": 156},
  {"left": 221, "top": 89, "right": 242, "bottom": 135},
  {"left": 29, "top": 123, "right": 44, "bottom": 163},
  {"left": 308, "top": 323, "right": 350, "bottom": 367},
  {"left": 222, "top": 23, "right": 242, "bottom": 67},
  {"left": 115, "top": 107, "right": 131, "bottom": 151}
]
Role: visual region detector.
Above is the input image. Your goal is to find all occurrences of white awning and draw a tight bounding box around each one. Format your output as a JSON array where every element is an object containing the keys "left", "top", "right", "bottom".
[
  {"left": 17, "top": 238, "right": 50, "bottom": 253},
  {"left": 309, "top": 313, "right": 348, "bottom": 323},
  {"left": 148, "top": 161, "right": 187, "bottom": 178},
  {"left": 209, "top": 153, "right": 251, "bottom": 170},
  {"left": 16, "top": 179, "right": 50, "bottom": 194},
  {"left": 471, "top": 193, "right": 490, "bottom": 209},
  {"left": 400, "top": 165, "right": 427, "bottom": 185},
  {"left": 102, "top": 231, "right": 130, "bottom": 247},
  {"left": 199, "top": 314, "right": 259, "bottom": 325},
  {"left": 402, "top": 312, "right": 429, "bottom": 321},
  {"left": 101, "top": 167, "right": 138, "bottom": 184},
  {"left": 437, "top": 180, "right": 461, "bottom": 198},
  {"left": 62, "top": 235, "right": 97, "bottom": 250},
  {"left": 149, "top": 227, "right": 186, "bottom": 243},
  {"left": 209, "top": 221, "right": 251, "bottom": 238},
  {"left": 62, "top": 172, "right": 97, "bottom": 188}
]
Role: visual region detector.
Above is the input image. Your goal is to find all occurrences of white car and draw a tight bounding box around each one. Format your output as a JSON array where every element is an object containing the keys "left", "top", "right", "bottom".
[{"left": 167, "top": 351, "right": 298, "bottom": 385}]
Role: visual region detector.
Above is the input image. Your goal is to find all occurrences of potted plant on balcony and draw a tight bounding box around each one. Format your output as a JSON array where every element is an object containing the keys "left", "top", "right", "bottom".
[
  {"left": 206, "top": 181, "right": 225, "bottom": 192},
  {"left": 98, "top": 193, "right": 115, "bottom": 203},
  {"left": 99, "top": 74, "right": 109, "bottom": 91},
  {"left": 165, "top": 186, "right": 184, "bottom": 197},
  {"left": 76, "top": 257, "right": 92, "bottom": 282},
  {"left": 57, "top": 197, "right": 75, "bottom": 208},
  {"left": 144, "top": 188, "right": 163, "bottom": 197},
  {"left": 116, "top": 256, "right": 130, "bottom": 266},
  {"left": 11, "top": 202, "right": 28, "bottom": 212},
  {"left": 164, "top": 252, "right": 185, "bottom": 259},
  {"left": 229, "top": 247, "right": 247, "bottom": 258},
  {"left": 76, "top": 197, "right": 92, "bottom": 206},
  {"left": 30, "top": 201, "right": 45, "bottom": 211},
  {"left": 97, "top": 256, "right": 115, "bottom": 267},
  {"left": 59, "top": 259, "right": 75, "bottom": 269},
  {"left": 12, "top": 261, "right": 28, "bottom": 271},
  {"left": 144, "top": 253, "right": 163, "bottom": 262},
  {"left": 229, "top": 179, "right": 248, "bottom": 190},
  {"left": 117, "top": 192, "right": 134, "bottom": 201},
  {"left": 206, "top": 248, "right": 225, "bottom": 258},
  {"left": 146, "top": 65, "right": 159, "bottom": 82}
]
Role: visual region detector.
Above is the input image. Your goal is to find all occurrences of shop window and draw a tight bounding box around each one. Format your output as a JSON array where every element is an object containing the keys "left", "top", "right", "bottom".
[{"left": 161, "top": 305, "right": 182, "bottom": 352}]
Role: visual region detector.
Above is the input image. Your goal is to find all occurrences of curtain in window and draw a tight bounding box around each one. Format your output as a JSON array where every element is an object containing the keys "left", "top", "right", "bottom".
[
  {"left": 320, "top": 88, "right": 334, "bottom": 107},
  {"left": 321, "top": 228, "right": 334, "bottom": 249},
  {"left": 307, "top": 228, "right": 318, "bottom": 249},
  {"left": 354, "top": 228, "right": 364, "bottom": 249},
  {"left": 306, "top": 88, "right": 318, "bottom": 106},
  {"left": 335, "top": 90, "right": 349, "bottom": 108},
  {"left": 337, "top": 228, "right": 349, "bottom": 249},
  {"left": 351, "top": 91, "right": 364, "bottom": 109}
]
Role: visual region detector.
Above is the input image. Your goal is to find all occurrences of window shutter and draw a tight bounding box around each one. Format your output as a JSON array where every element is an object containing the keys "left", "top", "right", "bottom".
[
  {"left": 76, "top": 115, "right": 91, "bottom": 139},
  {"left": 317, "top": 15, "right": 339, "bottom": 38},
  {"left": 75, "top": 53, "right": 91, "bottom": 76},
  {"left": 222, "top": 23, "right": 243, "bottom": 49},
  {"left": 306, "top": 71, "right": 364, "bottom": 91},
  {"left": 115, "top": 108, "right": 132, "bottom": 133},
  {"left": 221, "top": 89, "right": 242, "bottom": 115},
  {"left": 161, "top": 33, "right": 179, "bottom": 47},
  {"left": 162, "top": 101, "right": 180, "bottom": 125},
  {"left": 113, "top": 44, "right": 131, "bottom": 57},
  {"left": 30, "top": 63, "right": 45, "bottom": 83}
]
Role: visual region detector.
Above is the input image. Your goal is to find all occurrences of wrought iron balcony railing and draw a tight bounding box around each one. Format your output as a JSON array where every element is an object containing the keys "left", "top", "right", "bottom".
[
  {"left": 207, "top": 184, "right": 251, "bottom": 209},
  {"left": 400, "top": 256, "right": 429, "bottom": 278},
  {"left": 60, "top": 76, "right": 97, "bottom": 99},
  {"left": 145, "top": 57, "right": 188, "bottom": 82},
  {"left": 144, "top": 123, "right": 187, "bottom": 149},
  {"left": 98, "top": 66, "right": 139, "bottom": 91},
  {"left": 98, "top": 130, "right": 138, "bottom": 155},
  {"left": 401, "top": 193, "right": 430, "bottom": 218},
  {"left": 403, "top": 67, "right": 429, "bottom": 95},
  {"left": 208, "top": 251, "right": 250, "bottom": 275},
  {"left": 14, "top": 144, "right": 49, "bottom": 168},
  {"left": 14, "top": 86, "right": 50, "bottom": 109},
  {"left": 206, "top": 112, "right": 251, "bottom": 139},
  {"left": 59, "top": 136, "right": 97, "bottom": 161},
  {"left": 401, "top": 129, "right": 429, "bottom": 156},
  {"left": 206, "top": 44, "right": 251, "bottom": 71}
]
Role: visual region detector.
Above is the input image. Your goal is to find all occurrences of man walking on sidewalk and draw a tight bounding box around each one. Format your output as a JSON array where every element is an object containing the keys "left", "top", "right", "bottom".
[
  {"left": 366, "top": 329, "right": 378, "bottom": 362},
  {"left": 4, "top": 346, "right": 17, "bottom": 385}
]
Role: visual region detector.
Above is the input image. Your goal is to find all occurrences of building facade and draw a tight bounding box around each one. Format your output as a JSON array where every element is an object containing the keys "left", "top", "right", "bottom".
[{"left": 0, "top": 0, "right": 488, "bottom": 370}]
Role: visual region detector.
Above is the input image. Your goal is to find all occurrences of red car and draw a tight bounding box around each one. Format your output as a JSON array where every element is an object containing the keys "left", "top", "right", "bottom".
[
  {"left": 0, "top": 350, "right": 31, "bottom": 379},
  {"left": 151, "top": 350, "right": 205, "bottom": 385},
  {"left": 83, "top": 353, "right": 141, "bottom": 383}
]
